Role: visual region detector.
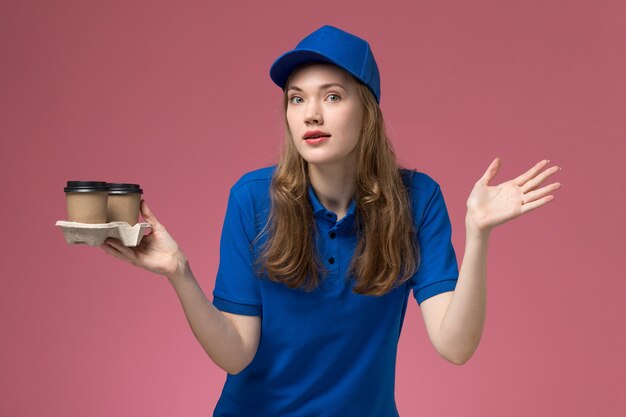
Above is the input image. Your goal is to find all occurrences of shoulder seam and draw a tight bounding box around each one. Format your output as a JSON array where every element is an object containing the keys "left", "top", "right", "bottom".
[
  {"left": 231, "top": 176, "right": 272, "bottom": 194},
  {"left": 401, "top": 168, "right": 439, "bottom": 192},
  {"left": 230, "top": 166, "right": 275, "bottom": 194}
]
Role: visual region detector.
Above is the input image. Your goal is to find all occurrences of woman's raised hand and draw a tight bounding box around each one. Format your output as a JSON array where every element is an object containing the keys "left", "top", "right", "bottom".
[
  {"left": 465, "top": 158, "right": 563, "bottom": 235},
  {"left": 101, "top": 200, "right": 188, "bottom": 279}
]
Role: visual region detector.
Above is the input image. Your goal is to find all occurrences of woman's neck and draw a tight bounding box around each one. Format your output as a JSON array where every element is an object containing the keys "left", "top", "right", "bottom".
[{"left": 307, "top": 161, "right": 356, "bottom": 219}]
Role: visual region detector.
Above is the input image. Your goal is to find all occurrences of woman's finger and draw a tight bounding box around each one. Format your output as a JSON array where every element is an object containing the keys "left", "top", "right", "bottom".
[
  {"left": 521, "top": 165, "right": 560, "bottom": 194},
  {"left": 520, "top": 194, "right": 556, "bottom": 215},
  {"left": 522, "top": 182, "right": 561, "bottom": 205},
  {"left": 140, "top": 200, "right": 160, "bottom": 228},
  {"left": 101, "top": 242, "right": 132, "bottom": 264},
  {"left": 513, "top": 159, "right": 549, "bottom": 187},
  {"left": 477, "top": 157, "right": 500, "bottom": 186},
  {"left": 104, "top": 239, "right": 137, "bottom": 264}
]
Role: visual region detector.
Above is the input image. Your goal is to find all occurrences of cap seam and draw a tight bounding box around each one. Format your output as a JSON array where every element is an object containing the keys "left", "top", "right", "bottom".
[{"left": 361, "top": 44, "right": 370, "bottom": 79}]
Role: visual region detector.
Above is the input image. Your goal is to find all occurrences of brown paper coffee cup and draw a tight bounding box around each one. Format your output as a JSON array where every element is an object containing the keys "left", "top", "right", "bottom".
[
  {"left": 64, "top": 181, "right": 109, "bottom": 223},
  {"left": 106, "top": 183, "right": 143, "bottom": 226}
]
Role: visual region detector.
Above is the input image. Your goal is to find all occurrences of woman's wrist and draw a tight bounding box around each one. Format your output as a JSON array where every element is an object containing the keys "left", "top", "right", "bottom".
[
  {"left": 167, "top": 251, "right": 192, "bottom": 283},
  {"left": 465, "top": 212, "right": 492, "bottom": 240}
]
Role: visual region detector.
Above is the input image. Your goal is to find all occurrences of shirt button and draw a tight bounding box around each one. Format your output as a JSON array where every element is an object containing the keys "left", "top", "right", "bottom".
[
  {"left": 329, "top": 232, "right": 336, "bottom": 239},
  {"left": 328, "top": 257, "right": 335, "bottom": 264},
  {"left": 326, "top": 213, "right": 332, "bottom": 218}
]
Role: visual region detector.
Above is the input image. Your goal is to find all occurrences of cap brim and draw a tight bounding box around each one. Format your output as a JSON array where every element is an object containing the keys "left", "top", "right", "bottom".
[{"left": 270, "top": 49, "right": 354, "bottom": 90}]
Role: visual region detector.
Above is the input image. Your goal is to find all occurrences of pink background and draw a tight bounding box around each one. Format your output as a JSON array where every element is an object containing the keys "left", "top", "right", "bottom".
[{"left": 1, "top": 0, "right": 625, "bottom": 415}]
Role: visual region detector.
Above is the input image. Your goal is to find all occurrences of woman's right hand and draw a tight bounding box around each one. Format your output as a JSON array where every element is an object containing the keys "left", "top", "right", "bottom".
[{"left": 101, "top": 200, "right": 188, "bottom": 279}]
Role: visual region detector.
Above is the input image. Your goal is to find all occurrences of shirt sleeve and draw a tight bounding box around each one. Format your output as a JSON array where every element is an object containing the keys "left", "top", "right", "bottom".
[
  {"left": 410, "top": 182, "right": 459, "bottom": 306},
  {"left": 212, "top": 187, "right": 263, "bottom": 316}
]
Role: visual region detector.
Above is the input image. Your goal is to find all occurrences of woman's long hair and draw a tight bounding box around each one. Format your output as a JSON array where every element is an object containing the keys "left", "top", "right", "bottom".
[{"left": 252, "top": 76, "right": 420, "bottom": 296}]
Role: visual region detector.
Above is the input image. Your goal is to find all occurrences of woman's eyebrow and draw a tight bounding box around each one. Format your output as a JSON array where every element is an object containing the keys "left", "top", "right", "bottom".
[{"left": 287, "top": 83, "right": 347, "bottom": 92}]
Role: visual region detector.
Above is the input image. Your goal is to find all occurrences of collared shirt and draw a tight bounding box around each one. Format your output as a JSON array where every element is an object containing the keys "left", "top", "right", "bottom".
[{"left": 212, "top": 165, "right": 459, "bottom": 417}]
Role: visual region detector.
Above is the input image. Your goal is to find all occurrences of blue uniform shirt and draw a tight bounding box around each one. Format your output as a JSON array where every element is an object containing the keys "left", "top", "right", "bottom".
[{"left": 212, "top": 165, "right": 459, "bottom": 417}]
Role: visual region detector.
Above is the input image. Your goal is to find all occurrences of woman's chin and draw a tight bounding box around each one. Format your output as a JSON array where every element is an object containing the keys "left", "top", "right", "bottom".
[{"left": 300, "top": 155, "right": 336, "bottom": 166}]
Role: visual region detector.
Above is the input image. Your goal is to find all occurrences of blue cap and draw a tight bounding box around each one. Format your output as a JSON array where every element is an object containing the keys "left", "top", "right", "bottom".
[{"left": 269, "top": 25, "right": 381, "bottom": 103}]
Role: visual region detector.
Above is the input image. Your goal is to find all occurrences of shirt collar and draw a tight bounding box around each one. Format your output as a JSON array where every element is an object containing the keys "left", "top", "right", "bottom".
[{"left": 307, "top": 183, "right": 357, "bottom": 221}]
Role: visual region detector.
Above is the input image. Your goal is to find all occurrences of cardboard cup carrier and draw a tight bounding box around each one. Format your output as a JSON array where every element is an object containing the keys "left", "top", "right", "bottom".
[{"left": 56, "top": 181, "right": 151, "bottom": 247}]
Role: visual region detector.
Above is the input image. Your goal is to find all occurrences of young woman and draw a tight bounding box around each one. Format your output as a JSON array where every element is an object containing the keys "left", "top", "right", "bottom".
[{"left": 101, "top": 25, "right": 562, "bottom": 417}]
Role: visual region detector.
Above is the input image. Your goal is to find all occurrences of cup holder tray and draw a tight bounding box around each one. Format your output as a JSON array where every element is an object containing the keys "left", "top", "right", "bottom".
[{"left": 55, "top": 221, "right": 151, "bottom": 247}]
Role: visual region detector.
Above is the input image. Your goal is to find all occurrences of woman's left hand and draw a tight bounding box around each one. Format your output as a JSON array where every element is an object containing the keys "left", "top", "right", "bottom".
[{"left": 465, "top": 158, "right": 562, "bottom": 235}]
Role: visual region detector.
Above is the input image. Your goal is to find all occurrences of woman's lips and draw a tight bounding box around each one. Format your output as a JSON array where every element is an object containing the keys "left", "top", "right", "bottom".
[
  {"left": 303, "top": 130, "right": 331, "bottom": 139},
  {"left": 304, "top": 136, "right": 330, "bottom": 145}
]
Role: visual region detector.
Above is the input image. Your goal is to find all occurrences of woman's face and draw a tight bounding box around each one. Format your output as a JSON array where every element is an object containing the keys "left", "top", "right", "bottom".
[{"left": 285, "top": 63, "right": 364, "bottom": 169}]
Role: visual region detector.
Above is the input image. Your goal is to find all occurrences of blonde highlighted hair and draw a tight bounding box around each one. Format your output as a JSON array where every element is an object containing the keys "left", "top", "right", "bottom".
[{"left": 253, "top": 73, "right": 420, "bottom": 296}]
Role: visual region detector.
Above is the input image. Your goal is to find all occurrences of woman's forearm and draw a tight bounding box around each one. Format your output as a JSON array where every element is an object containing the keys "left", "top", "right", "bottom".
[
  {"left": 167, "top": 263, "right": 248, "bottom": 375},
  {"left": 438, "top": 217, "right": 489, "bottom": 364}
]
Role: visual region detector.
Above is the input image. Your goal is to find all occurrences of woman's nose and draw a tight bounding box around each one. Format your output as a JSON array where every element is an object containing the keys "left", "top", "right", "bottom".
[{"left": 304, "top": 102, "right": 323, "bottom": 125}]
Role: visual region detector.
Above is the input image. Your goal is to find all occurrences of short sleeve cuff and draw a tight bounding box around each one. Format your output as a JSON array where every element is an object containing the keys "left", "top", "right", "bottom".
[
  {"left": 415, "top": 278, "right": 458, "bottom": 306},
  {"left": 212, "top": 295, "right": 263, "bottom": 316}
]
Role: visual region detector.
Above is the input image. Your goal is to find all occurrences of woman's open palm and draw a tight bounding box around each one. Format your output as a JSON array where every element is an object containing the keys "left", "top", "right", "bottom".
[
  {"left": 466, "top": 158, "right": 563, "bottom": 233},
  {"left": 101, "top": 200, "right": 187, "bottom": 278}
]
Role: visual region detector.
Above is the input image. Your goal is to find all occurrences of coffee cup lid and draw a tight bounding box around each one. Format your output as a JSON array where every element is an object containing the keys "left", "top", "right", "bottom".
[
  {"left": 107, "top": 183, "right": 143, "bottom": 194},
  {"left": 64, "top": 181, "right": 109, "bottom": 193}
]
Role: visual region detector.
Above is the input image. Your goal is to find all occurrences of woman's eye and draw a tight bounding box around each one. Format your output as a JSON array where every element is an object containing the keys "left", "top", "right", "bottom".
[{"left": 288, "top": 95, "right": 340, "bottom": 104}]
